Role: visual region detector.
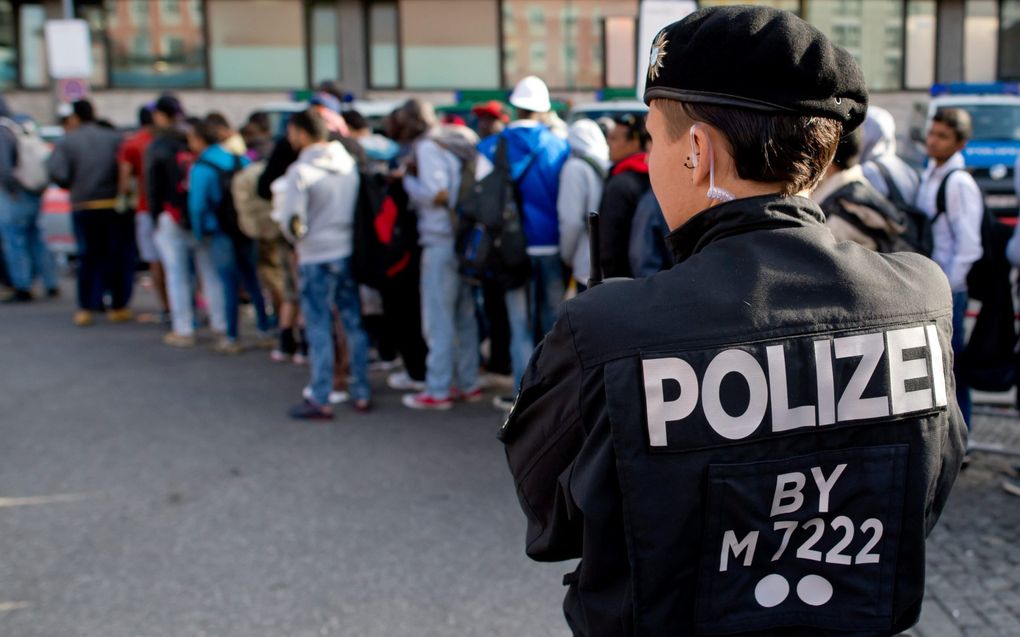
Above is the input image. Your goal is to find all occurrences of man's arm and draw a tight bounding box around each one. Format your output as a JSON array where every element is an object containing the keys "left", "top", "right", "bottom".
[
  {"left": 945, "top": 173, "right": 984, "bottom": 291},
  {"left": 187, "top": 162, "right": 218, "bottom": 240},
  {"left": 402, "top": 140, "right": 451, "bottom": 209},
  {"left": 46, "top": 140, "right": 72, "bottom": 189},
  {"left": 278, "top": 167, "right": 307, "bottom": 244},
  {"left": 500, "top": 309, "right": 586, "bottom": 562},
  {"left": 557, "top": 161, "right": 588, "bottom": 271}
]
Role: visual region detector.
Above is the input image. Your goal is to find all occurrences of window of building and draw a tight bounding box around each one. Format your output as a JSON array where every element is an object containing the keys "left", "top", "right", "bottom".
[
  {"left": 905, "top": 0, "right": 935, "bottom": 89},
  {"left": 964, "top": 0, "right": 998, "bottom": 82},
  {"left": 104, "top": 0, "right": 205, "bottom": 88},
  {"left": 369, "top": 0, "right": 399, "bottom": 88},
  {"left": 399, "top": 0, "right": 499, "bottom": 89},
  {"left": 502, "top": 0, "right": 637, "bottom": 90},
  {"left": 1003, "top": 1, "right": 1020, "bottom": 81},
  {"left": 18, "top": 3, "right": 48, "bottom": 89},
  {"left": 78, "top": 4, "right": 109, "bottom": 89},
  {"left": 603, "top": 14, "right": 634, "bottom": 88},
  {"left": 208, "top": 0, "right": 306, "bottom": 89},
  {"left": 805, "top": 0, "right": 903, "bottom": 90},
  {"left": 309, "top": 0, "right": 340, "bottom": 85}
]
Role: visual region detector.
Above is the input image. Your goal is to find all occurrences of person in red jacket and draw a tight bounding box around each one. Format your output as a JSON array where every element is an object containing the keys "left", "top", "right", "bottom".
[{"left": 598, "top": 113, "right": 650, "bottom": 278}]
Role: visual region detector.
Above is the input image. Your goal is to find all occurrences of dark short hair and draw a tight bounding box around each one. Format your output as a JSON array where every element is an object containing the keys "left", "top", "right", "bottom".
[
  {"left": 613, "top": 113, "right": 650, "bottom": 148},
  {"left": 246, "top": 112, "right": 271, "bottom": 132},
  {"left": 138, "top": 105, "right": 154, "bottom": 127},
  {"left": 72, "top": 99, "right": 95, "bottom": 123},
  {"left": 932, "top": 108, "right": 972, "bottom": 143},
  {"left": 288, "top": 108, "right": 328, "bottom": 142},
  {"left": 657, "top": 100, "right": 843, "bottom": 196},
  {"left": 154, "top": 94, "right": 183, "bottom": 118},
  {"left": 188, "top": 117, "right": 220, "bottom": 146},
  {"left": 342, "top": 109, "right": 368, "bottom": 132},
  {"left": 204, "top": 111, "right": 230, "bottom": 130},
  {"left": 832, "top": 127, "right": 863, "bottom": 170}
]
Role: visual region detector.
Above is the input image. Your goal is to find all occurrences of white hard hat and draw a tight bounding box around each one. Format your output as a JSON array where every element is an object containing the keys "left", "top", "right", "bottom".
[{"left": 509, "top": 75, "right": 551, "bottom": 114}]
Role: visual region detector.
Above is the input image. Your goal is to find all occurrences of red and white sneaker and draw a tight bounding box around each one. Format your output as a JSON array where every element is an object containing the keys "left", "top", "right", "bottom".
[
  {"left": 402, "top": 392, "right": 454, "bottom": 410},
  {"left": 452, "top": 387, "right": 484, "bottom": 403}
]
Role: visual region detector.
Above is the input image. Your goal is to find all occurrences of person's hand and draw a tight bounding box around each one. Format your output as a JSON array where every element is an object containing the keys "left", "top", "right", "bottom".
[{"left": 433, "top": 190, "right": 450, "bottom": 207}]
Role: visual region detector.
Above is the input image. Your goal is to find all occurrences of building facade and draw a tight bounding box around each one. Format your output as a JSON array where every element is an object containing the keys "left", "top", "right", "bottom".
[{"left": 0, "top": 0, "right": 1016, "bottom": 125}]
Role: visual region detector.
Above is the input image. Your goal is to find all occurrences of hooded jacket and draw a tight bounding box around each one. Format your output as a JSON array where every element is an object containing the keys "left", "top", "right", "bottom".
[
  {"left": 279, "top": 141, "right": 359, "bottom": 265},
  {"left": 558, "top": 120, "right": 609, "bottom": 284},
  {"left": 404, "top": 125, "right": 478, "bottom": 246},
  {"left": 478, "top": 121, "right": 570, "bottom": 252},
  {"left": 599, "top": 152, "right": 651, "bottom": 278},
  {"left": 188, "top": 143, "right": 249, "bottom": 240},
  {"left": 860, "top": 107, "right": 920, "bottom": 204},
  {"left": 501, "top": 194, "right": 966, "bottom": 637}
]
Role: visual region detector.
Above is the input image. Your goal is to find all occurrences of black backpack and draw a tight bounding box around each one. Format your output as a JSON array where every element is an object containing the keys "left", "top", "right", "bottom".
[
  {"left": 455, "top": 137, "right": 534, "bottom": 290},
  {"left": 351, "top": 171, "right": 417, "bottom": 290},
  {"left": 873, "top": 162, "right": 931, "bottom": 255},
  {"left": 934, "top": 169, "right": 1011, "bottom": 303},
  {"left": 196, "top": 154, "right": 244, "bottom": 238}
]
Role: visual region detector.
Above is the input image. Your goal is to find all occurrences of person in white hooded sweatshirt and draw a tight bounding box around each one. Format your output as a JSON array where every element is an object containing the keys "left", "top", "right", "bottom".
[
  {"left": 557, "top": 119, "right": 609, "bottom": 291},
  {"left": 859, "top": 105, "right": 920, "bottom": 205},
  {"left": 279, "top": 109, "right": 371, "bottom": 419}
]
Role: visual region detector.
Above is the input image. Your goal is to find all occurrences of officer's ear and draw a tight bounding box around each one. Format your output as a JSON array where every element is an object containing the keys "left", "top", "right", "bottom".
[{"left": 689, "top": 124, "right": 712, "bottom": 186}]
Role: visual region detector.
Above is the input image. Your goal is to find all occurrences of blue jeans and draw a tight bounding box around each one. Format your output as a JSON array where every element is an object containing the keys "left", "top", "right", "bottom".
[
  {"left": 420, "top": 242, "right": 479, "bottom": 398},
  {"left": 153, "top": 213, "right": 224, "bottom": 337},
  {"left": 505, "top": 253, "right": 565, "bottom": 391},
  {"left": 299, "top": 257, "right": 371, "bottom": 404},
  {"left": 952, "top": 291, "right": 972, "bottom": 430},
  {"left": 0, "top": 189, "right": 56, "bottom": 292},
  {"left": 207, "top": 233, "right": 270, "bottom": 341}
]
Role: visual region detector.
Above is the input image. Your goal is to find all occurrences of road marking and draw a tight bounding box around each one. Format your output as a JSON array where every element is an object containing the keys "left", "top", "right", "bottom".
[
  {"left": 0, "top": 494, "right": 88, "bottom": 508},
  {"left": 0, "top": 602, "right": 30, "bottom": 613}
]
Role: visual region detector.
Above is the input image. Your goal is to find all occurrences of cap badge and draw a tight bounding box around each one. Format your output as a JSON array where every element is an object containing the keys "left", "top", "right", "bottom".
[{"left": 648, "top": 30, "right": 668, "bottom": 81}]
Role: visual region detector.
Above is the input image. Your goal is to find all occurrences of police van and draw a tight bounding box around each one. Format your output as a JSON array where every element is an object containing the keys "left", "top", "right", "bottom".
[{"left": 909, "top": 82, "right": 1020, "bottom": 219}]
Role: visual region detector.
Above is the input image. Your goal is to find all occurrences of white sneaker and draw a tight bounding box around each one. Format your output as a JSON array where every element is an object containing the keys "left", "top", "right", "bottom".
[
  {"left": 370, "top": 359, "right": 401, "bottom": 372},
  {"left": 387, "top": 371, "right": 426, "bottom": 392},
  {"left": 302, "top": 386, "right": 350, "bottom": 405}
]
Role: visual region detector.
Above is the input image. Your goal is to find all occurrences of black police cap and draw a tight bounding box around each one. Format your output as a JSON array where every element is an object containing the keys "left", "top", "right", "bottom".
[{"left": 643, "top": 6, "right": 868, "bottom": 132}]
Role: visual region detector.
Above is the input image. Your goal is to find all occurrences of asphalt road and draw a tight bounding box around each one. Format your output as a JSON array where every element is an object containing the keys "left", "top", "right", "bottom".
[{"left": 0, "top": 287, "right": 572, "bottom": 637}]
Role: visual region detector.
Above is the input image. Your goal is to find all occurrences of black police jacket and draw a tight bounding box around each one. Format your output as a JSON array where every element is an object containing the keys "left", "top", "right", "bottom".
[{"left": 500, "top": 194, "right": 967, "bottom": 637}]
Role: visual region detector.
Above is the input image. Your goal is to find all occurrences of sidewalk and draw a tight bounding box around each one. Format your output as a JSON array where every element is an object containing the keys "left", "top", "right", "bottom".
[{"left": 912, "top": 407, "right": 1020, "bottom": 637}]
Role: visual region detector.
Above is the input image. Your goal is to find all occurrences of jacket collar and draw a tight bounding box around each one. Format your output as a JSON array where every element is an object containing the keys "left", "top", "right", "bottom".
[
  {"left": 611, "top": 152, "right": 649, "bottom": 176},
  {"left": 665, "top": 194, "right": 826, "bottom": 263}
]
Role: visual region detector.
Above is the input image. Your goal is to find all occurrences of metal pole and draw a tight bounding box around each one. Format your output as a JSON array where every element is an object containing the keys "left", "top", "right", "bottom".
[{"left": 62, "top": 0, "right": 74, "bottom": 19}]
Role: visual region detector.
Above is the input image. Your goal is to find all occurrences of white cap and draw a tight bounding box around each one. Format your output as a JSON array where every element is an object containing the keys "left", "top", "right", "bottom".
[{"left": 509, "top": 75, "right": 551, "bottom": 114}]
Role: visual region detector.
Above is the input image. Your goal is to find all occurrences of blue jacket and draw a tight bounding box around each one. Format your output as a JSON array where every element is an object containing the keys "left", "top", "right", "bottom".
[
  {"left": 478, "top": 123, "right": 569, "bottom": 250},
  {"left": 188, "top": 144, "right": 248, "bottom": 240}
]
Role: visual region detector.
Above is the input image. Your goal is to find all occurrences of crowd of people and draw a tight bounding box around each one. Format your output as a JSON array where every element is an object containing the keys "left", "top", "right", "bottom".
[{"left": 0, "top": 76, "right": 1016, "bottom": 446}]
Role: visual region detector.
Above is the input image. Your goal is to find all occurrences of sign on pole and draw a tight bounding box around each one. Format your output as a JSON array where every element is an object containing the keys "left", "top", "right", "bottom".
[{"left": 44, "top": 20, "right": 92, "bottom": 80}]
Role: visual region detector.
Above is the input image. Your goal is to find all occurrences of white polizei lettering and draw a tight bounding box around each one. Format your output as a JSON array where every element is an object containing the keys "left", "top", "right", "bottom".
[
  {"left": 814, "top": 339, "right": 836, "bottom": 426},
  {"left": 810, "top": 464, "right": 846, "bottom": 513},
  {"left": 702, "top": 349, "right": 769, "bottom": 440},
  {"left": 719, "top": 530, "right": 759, "bottom": 572},
  {"left": 925, "top": 325, "right": 950, "bottom": 407},
  {"left": 887, "top": 327, "right": 934, "bottom": 415},
  {"left": 834, "top": 333, "right": 890, "bottom": 422},
  {"left": 771, "top": 472, "right": 806, "bottom": 517},
  {"left": 766, "top": 344, "right": 816, "bottom": 432},
  {"left": 642, "top": 358, "right": 699, "bottom": 447}
]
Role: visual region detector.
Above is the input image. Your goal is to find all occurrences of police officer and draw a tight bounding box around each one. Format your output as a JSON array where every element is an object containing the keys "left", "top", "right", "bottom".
[{"left": 499, "top": 6, "right": 967, "bottom": 636}]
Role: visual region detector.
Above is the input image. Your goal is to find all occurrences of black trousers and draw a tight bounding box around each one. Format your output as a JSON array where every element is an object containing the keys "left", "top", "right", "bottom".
[
  {"left": 71, "top": 209, "right": 135, "bottom": 311},
  {"left": 481, "top": 278, "right": 512, "bottom": 376},
  {"left": 379, "top": 254, "right": 428, "bottom": 382}
]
